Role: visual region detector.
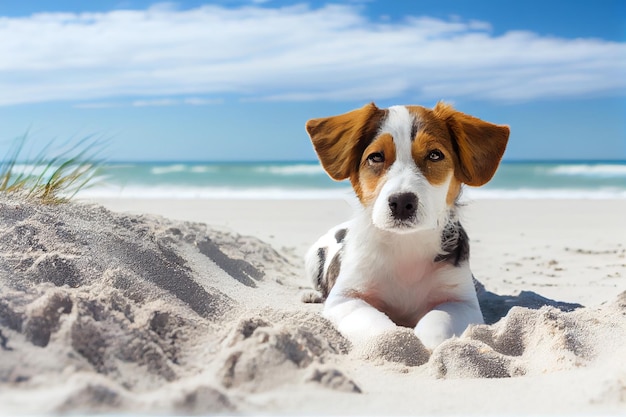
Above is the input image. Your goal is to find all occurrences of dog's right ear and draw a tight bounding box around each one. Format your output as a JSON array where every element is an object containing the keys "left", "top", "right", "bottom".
[{"left": 306, "top": 103, "right": 386, "bottom": 181}]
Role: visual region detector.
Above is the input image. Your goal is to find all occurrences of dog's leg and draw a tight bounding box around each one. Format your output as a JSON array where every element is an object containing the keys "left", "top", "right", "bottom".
[
  {"left": 414, "top": 300, "right": 483, "bottom": 350},
  {"left": 304, "top": 221, "right": 351, "bottom": 299},
  {"left": 323, "top": 295, "right": 396, "bottom": 345}
]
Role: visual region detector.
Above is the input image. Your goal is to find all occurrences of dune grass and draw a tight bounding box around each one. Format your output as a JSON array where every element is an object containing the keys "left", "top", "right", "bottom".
[{"left": 0, "top": 133, "right": 107, "bottom": 204}]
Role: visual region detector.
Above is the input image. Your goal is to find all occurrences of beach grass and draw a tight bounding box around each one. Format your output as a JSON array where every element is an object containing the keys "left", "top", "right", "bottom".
[{"left": 0, "top": 133, "right": 106, "bottom": 204}]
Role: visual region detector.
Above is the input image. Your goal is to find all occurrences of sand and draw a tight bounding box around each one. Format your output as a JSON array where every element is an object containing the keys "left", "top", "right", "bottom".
[{"left": 0, "top": 196, "right": 625, "bottom": 415}]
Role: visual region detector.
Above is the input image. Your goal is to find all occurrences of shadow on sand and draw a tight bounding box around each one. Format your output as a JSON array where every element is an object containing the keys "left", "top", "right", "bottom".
[{"left": 475, "top": 279, "right": 583, "bottom": 325}]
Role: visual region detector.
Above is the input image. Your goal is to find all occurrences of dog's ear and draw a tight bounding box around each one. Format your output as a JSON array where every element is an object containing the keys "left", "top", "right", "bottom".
[
  {"left": 306, "top": 103, "right": 386, "bottom": 181},
  {"left": 434, "top": 102, "right": 509, "bottom": 186}
]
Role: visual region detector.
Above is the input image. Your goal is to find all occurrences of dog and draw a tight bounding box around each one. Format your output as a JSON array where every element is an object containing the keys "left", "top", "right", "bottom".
[{"left": 304, "top": 102, "right": 509, "bottom": 350}]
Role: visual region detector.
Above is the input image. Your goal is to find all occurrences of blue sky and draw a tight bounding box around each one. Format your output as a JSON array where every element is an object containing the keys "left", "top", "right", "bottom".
[{"left": 0, "top": 0, "right": 624, "bottom": 162}]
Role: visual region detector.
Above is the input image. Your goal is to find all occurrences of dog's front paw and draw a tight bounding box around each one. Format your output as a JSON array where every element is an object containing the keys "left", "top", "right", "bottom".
[
  {"left": 354, "top": 327, "right": 430, "bottom": 367},
  {"left": 414, "top": 324, "right": 453, "bottom": 351}
]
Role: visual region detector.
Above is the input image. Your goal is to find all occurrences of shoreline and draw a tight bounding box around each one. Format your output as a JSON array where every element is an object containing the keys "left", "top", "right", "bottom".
[{"left": 79, "top": 187, "right": 626, "bottom": 200}]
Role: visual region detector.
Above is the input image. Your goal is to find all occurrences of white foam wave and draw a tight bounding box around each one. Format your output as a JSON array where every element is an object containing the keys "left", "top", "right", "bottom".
[
  {"left": 189, "top": 165, "right": 218, "bottom": 174},
  {"left": 253, "top": 164, "right": 325, "bottom": 176},
  {"left": 548, "top": 164, "right": 626, "bottom": 178},
  {"left": 148, "top": 163, "right": 323, "bottom": 176},
  {"left": 151, "top": 164, "right": 219, "bottom": 174},
  {"left": 150, "top": 164, "right": 187, "bottom": 175}
]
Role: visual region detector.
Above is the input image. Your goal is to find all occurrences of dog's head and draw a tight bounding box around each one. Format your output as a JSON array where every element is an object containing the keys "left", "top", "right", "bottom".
[{"left": 306, "top": 102, "right": 509, "bottom": 233}]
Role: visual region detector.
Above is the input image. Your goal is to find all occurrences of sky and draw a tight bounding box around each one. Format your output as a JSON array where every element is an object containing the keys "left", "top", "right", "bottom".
[{"left": 0, "top": 0, "right": 625, "bottom": 162}]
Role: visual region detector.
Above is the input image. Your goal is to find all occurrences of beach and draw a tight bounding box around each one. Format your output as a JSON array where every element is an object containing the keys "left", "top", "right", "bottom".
[
  {"left": 1, "top": 196, "right": 625, "bottom": 415},
  {"left": 2, "top": 0, "right": 625, "bottom": 413}
]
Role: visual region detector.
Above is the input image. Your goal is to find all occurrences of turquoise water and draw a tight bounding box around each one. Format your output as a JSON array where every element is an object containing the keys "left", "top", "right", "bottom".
[{"left": 71, "top": 161, "right": 626, "bottom": 199}]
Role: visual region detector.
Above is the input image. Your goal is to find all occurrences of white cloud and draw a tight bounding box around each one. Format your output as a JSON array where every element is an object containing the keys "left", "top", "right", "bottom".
[
  {"left": 132, "top": 98, "right": 180, "bottom": 107},
  {"left": 73, "top": 97, "right": 223, "bottom": 108},
  {"left": 0, "top": 3, "right": 624, "bottom": 106},
  {"left": 73, "top": 101, "right": 124, "bottom": 109},
  {"left": 183, "top": 97, "right": 224, "bottom": 105}
]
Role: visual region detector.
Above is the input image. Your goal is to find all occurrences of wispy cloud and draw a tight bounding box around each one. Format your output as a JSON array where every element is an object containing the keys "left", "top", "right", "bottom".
[
  {"left": 1, "top": 3, "right": 625, "bottom": 106},
  {"left": 131, "top": 97, "right": 223, "bottom": 106},
  {"left": 132, "top": 99, "right": 180, "bottom": 107},
  {"left": 183, "top": 97, "right": 224, "bottom": 106},
  {"left": 73, "top": 97, "right": 223, "bottom": 108},
  {"left": 73, "top": 102, "right": 124, "bottom": 109}
]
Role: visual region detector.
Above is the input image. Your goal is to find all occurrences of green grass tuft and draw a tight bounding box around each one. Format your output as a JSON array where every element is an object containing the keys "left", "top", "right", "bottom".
[{"left": 1, "top": 134, "right": 107, "bottom": 204}]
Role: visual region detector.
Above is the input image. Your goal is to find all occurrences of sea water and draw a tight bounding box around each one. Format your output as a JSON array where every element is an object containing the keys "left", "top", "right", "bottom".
[{"left": 74, "top": 161, "right": 626, "bottom": 200}]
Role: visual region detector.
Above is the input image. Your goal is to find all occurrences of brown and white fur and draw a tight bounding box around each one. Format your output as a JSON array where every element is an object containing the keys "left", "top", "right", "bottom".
[{"left": 304, "top": 102, "right": 509, "bottom": 350}]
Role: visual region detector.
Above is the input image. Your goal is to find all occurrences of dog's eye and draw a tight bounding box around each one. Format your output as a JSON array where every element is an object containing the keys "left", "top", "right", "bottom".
[
  {"left": 428, "top": 150, "right": 444, "bottom": 162},
  {"left": 367, "top": 152, "right": 385, "bottom": 165}
]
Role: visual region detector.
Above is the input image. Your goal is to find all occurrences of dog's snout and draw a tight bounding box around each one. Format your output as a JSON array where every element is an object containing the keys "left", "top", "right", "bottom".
[{"left": 388, "top": 192, "right": 417, "bottom": 221}]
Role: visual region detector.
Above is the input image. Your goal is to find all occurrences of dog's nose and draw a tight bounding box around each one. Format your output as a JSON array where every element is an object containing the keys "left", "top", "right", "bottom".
[{"left": 388, "top": 192, "right": 417, "bottom": 221}]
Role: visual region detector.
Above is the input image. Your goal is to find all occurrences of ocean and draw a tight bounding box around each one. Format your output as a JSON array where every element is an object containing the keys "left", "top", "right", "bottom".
[{"left": 76, "top": 161, "right": 626, "bottom": 200}]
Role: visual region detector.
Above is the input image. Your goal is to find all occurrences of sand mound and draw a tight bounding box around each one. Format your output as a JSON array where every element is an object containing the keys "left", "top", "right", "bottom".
[
  {"left": 431, "top": 298, "right": 626, "bottom": 378},
  {"left": 1, "top": 197, "right": 625, "bottom": 414}
]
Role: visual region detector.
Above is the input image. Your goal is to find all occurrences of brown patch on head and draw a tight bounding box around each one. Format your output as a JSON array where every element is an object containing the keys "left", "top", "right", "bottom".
[
  {"left": 407, "top": 106, "right": 459, "bottom": 204},
  {"left": 357, "top": 133, "right": 397, "bottom": 204},
  {"left": 305, "top": 103, "right": 388, "bottom": 196},
  {"left": 406, "top": 103, "right": 510, "bottom": 204}
]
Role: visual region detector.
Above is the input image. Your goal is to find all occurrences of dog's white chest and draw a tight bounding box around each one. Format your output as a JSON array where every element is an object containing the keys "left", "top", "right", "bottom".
[
  {"left": 367, "top": 255, "right": 440, "bottom": 301},
  {"left": 340, "top": 251, "right": 446, "bottom": 327},
  {"left": 393, "top": 257, "right": 434, "bottom": 285}
]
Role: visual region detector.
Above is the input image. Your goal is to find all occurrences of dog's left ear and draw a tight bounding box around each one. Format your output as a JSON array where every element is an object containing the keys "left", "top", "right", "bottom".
[
  {"left": 434, "top": 102, "right": 510, "bottom": 186},
  {"left": 306, "top": 103, "right": 387, "bottom": 181}
]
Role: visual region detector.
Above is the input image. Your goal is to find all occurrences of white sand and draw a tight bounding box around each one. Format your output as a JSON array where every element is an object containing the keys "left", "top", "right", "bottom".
[{"left": 0, "top": 196, "right": 625, "bottom": 415}]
